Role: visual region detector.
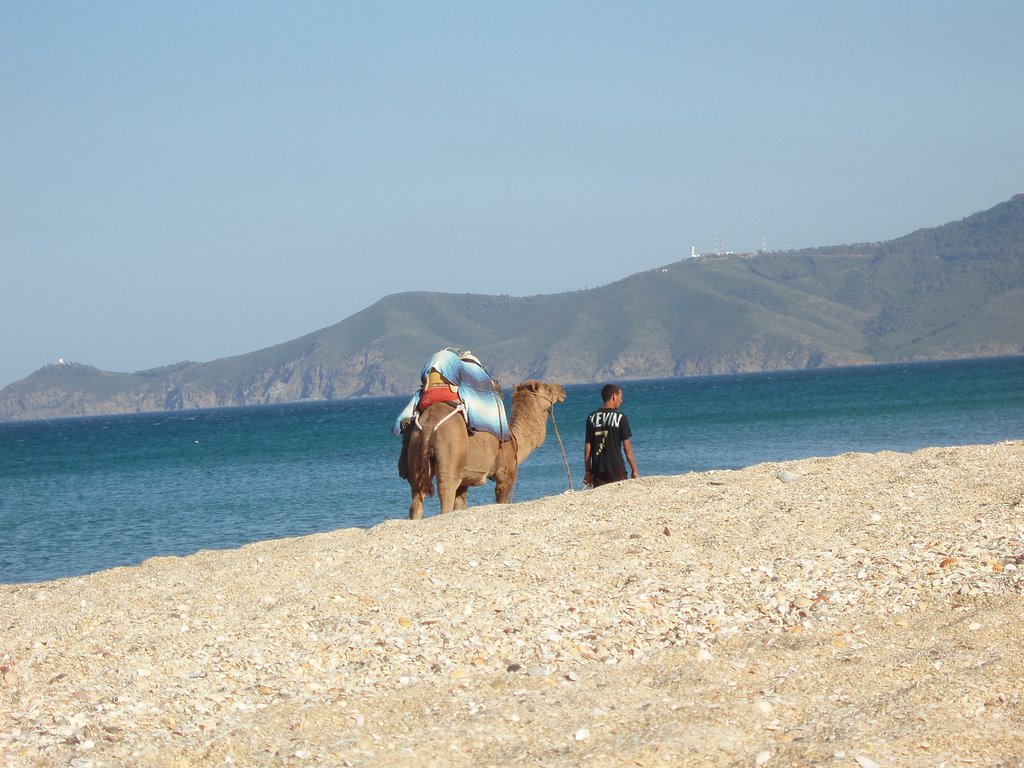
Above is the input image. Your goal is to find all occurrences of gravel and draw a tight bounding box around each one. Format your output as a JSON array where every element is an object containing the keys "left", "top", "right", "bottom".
[{"left": 2, "top": 441, "right": 1022, "bottom": 767}]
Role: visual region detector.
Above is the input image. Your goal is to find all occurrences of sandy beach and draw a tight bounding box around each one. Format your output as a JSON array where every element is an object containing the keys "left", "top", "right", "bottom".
[{"left": 2, "top": 441, "right": 1022, "bottom": 767}]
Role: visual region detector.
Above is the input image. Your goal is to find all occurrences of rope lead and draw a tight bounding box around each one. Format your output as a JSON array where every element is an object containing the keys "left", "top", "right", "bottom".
[{"left": 548, "top": 404, "right": 574, "bottom": 492}]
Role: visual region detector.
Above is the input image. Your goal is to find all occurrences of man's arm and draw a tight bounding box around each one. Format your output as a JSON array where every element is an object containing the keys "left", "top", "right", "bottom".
[
  {"left": 623, "top": 438, "right": 639, "bottom": 478},
  {"left": 583, "top": 442, "right": 592, "bottom": 487}
]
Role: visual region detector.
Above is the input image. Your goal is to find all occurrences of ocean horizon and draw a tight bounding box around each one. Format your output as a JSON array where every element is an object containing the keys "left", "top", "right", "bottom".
[{"left": 2, "top": 356, "right": 1023, "bottom": 584}]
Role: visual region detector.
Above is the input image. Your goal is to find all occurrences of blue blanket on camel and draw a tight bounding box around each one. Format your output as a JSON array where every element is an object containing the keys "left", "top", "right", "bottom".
[{"left": 392, "top": 348, "right": 510, "bottom": 442}]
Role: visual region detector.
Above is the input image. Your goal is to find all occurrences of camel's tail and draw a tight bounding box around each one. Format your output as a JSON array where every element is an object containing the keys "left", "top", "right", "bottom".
[{"left": 411, "top": 421, "right": 436, "bottom": 499}]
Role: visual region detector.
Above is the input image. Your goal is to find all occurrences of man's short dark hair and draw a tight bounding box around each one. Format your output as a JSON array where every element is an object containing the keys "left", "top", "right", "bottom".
[{"left": 601, "top": 384, "right": 621, "bottom": 402}]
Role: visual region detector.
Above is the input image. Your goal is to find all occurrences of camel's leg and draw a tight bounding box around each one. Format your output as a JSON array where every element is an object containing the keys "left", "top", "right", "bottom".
[
  {"left": 454, "top": 485, "right": 469, "bottom": 511},
  {"left": 494, "top": 478, "right": 514, "bottom": 504},
  {"left": 409, "top": 491, "right": 425, "bottom": 520},
  {"left": 493, "top": 446, "right": 519, "bottom": 504},
  {"left": 494, "top": 468, "right": 517, "bottom": 502},
  {"left": 433, "top": 422, "right": 468, "bottom": 514},
  {"left": 437, "top": 478, "right": 459, "bottom": 514}
]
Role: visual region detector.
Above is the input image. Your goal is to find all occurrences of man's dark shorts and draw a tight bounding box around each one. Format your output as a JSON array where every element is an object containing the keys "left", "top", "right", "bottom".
[{"left": 591, "top": 470, "right": 627, "bottom": 487}]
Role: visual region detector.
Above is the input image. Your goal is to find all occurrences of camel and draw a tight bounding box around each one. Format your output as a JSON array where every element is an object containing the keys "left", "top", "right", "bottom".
[{"left": 401, "top": 380, "right": 567, "bottom": 519}]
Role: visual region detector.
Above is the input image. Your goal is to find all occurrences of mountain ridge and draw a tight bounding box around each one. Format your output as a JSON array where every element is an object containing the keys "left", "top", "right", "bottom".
[{"left": 3, "top": 194, "right": 1022, "bottom": 421}]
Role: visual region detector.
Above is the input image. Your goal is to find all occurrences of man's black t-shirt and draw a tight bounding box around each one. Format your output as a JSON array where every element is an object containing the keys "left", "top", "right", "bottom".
[{"left": 585, "top": 407, "right": 632, "bottom": 476}]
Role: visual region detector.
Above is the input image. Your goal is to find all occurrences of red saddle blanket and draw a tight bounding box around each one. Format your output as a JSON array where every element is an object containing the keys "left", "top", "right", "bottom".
[{"left": 418, "top": 385, "right": 461, "bottom": 410}]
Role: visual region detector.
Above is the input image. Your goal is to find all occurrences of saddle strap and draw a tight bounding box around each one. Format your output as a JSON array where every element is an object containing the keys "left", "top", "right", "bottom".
[{"left": 413, "top": 402, "right": 467, "bottom": 433}]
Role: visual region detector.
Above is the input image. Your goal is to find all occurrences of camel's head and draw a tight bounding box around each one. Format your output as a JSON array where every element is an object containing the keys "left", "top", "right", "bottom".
[{"left": 513, "top": 380, "right": 567, "bottom": 408}]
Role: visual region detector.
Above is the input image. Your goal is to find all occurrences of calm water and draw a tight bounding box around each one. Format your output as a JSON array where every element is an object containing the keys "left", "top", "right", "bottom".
[{"left": 2, "top": 357, "right": 1022, "bottom": 584}]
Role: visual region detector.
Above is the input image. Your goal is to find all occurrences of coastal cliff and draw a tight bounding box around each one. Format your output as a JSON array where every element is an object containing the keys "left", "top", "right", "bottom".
[{"left": 2, "top": 194, "right": 1022, "bottom": 421}]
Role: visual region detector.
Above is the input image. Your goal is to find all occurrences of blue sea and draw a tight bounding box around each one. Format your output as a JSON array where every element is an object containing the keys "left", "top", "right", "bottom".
[{"left": 2, "top": 357, "right": 1022, "bottom": 584}]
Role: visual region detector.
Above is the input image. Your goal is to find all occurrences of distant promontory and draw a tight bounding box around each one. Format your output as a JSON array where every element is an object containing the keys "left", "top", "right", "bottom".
[{"left": 2, "top": 194, "right": 1022, "bottom": 421}]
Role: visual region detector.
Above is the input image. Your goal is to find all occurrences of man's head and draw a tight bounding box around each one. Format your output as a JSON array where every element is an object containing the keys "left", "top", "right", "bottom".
[{"left": 601, "top": 384, "right": 622, "bottom": 408}]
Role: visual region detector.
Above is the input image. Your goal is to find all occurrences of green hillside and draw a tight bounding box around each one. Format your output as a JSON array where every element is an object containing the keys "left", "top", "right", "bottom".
[{"left": 2, "top": 194, "right": 1022, "bottom": 421}]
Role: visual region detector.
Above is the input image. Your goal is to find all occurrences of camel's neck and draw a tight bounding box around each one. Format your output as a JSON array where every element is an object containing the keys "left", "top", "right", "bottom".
[{"left": 509, "top": 396, "right": 551, "bottom": 464}]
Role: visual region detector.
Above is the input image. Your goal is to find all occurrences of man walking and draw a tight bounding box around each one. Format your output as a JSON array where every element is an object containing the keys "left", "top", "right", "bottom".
[{"left": 584, "top": 384, "right": 639, "bottom": 488}]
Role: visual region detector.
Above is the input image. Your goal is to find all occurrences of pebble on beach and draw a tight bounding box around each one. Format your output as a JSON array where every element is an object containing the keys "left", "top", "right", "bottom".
[{"left": 1, "top": 441, "right": 1022, "bottom": 766}]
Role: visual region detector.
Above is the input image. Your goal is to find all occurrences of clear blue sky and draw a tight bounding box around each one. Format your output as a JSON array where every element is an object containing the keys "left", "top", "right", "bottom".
[{"left": 3, "top": 1, "right": 1022, "bottom": 388}]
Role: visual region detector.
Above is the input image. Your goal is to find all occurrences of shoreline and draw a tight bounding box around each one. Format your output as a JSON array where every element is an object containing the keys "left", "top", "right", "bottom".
[{"left": 2, "top": 441, "right": 1022, "bottom": 766}]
